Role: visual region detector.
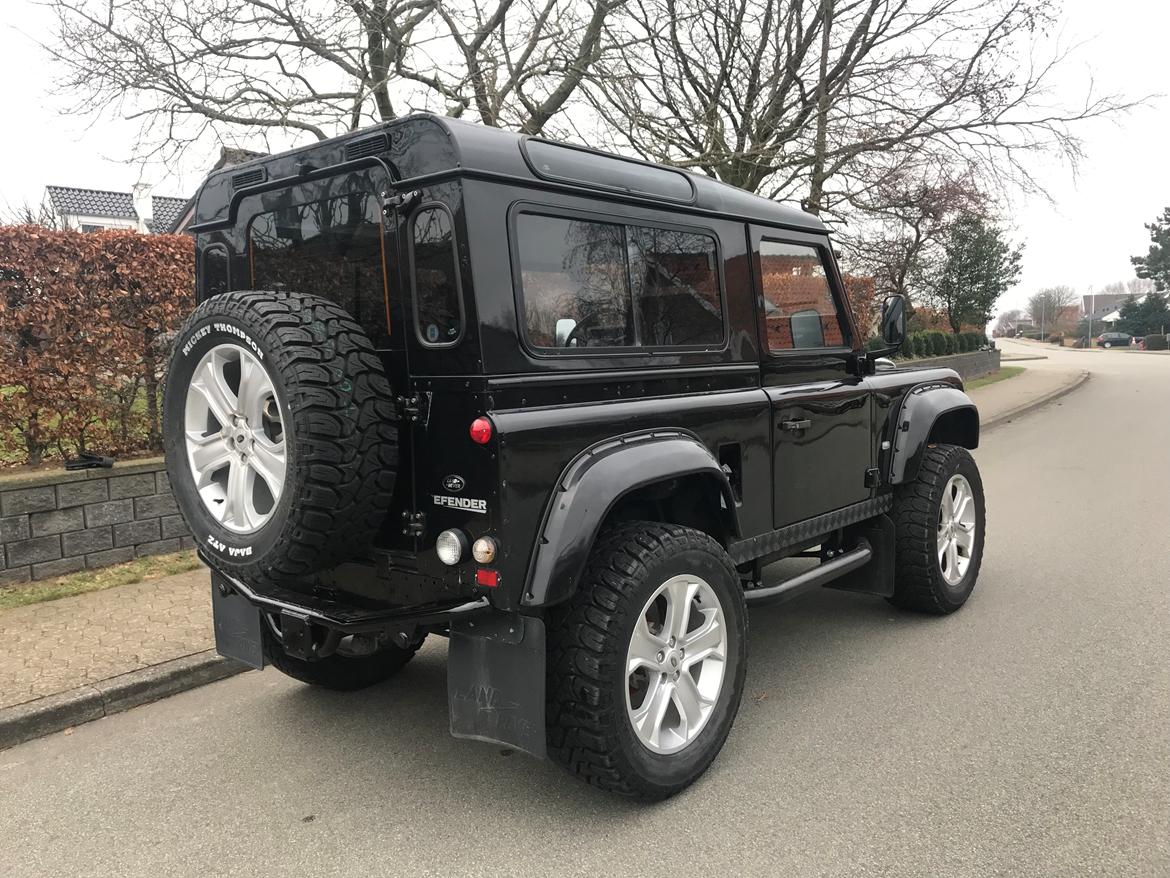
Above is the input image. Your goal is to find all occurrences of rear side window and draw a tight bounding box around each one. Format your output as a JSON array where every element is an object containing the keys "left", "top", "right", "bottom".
[
  {"left": 249, "top": 191, "right": 386, "bottom": 331},
  {"left": 515, "top": 212, "right": 723, "bottom": 351},
  {"left": 758, "top": 240, "right": 846, "bottom": 351},
  {"left": 410, "top": 205, "right": 463, "bottom": 347},
  {"left": 200, "top": 244, "right": 229, "bottom": 297}
]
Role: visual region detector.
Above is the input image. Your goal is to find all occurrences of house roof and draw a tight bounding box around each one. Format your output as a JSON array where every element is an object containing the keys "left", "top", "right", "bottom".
[
  {"left": 148, "top": 196, "right": 189, "bottom": 234},
  {"left": 46, "top": 186, "right": 136, "bottom": 221}
]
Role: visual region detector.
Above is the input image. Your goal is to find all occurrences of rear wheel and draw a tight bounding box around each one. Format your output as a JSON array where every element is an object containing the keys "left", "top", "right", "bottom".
[
  {"left": 546, "top": 523, "right": 747, "bottom": 800},
  {"left": 261, "top": 622, "right": 422, "bottom": 691},
  {"left": 889, "top": 444, "right": 985, "bottom": 614}
]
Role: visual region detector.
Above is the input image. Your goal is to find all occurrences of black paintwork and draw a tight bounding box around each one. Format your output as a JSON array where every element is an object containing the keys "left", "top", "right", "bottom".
[{"left": 189, "top": 112, "right": 979, "bottom": 623}]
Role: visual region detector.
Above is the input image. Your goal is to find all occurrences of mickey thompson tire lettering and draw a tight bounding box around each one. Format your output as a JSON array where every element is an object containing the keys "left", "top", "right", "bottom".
[{"left": 162, "top": 290, "right": 398, "bottom": 586}]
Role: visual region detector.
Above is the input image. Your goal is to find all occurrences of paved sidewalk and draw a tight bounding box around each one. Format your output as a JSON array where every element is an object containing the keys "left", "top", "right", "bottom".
[
  {"left": 966, "top": 364, "right": 1088, "bottom": 426},
  {"left": 0, "top": 568, "right": 213, "bottom": 710}
]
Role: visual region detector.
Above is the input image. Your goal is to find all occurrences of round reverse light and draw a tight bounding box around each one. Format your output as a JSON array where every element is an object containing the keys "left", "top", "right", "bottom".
[
  {"left": 469, "top": 416, "right": 493, "bottom": 445},
  {"left": 472, "top": 536, "right": 497, "bottom": 564},
  {"left": 436, "top": 529, "right": 468, "bottom": 566}
]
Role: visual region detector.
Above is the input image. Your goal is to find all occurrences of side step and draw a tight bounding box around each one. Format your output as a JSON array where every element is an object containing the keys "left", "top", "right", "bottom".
[{"left": 743, "top": 540, "right": 873, "bottom": 607}]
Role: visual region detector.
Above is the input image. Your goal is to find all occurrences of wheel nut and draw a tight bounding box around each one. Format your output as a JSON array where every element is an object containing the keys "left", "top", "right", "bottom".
[
  {"left": 669, "top": 636, "right": 676, "bottom": 647},
  {"left": 656, "top": 650, "right": 665, "bottom": 662}
]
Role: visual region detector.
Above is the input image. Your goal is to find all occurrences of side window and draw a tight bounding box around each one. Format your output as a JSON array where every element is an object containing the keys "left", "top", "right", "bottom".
[
  {"left": 515, "top": 211, "right": 723, "bottom": 351},
  {"left": 410, "top": 206, "right": 463, "bottom": 347},
  {"left": 249, "top": 191, "right": 386, "bottom": 332},
  {"left": 759, "top": 240, "right": 846, "bottom": 351},
  {"left": 200, "top": 245, "right": 229, "bottom": 297},
  {"left": 629, "top": 227, "right": 722, "bottom": 346}
]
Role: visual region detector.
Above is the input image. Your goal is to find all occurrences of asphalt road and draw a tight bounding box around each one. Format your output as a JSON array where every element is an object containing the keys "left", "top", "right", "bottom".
[{"left": 3, "top": 342, "right": 1168, "bottom": 877}]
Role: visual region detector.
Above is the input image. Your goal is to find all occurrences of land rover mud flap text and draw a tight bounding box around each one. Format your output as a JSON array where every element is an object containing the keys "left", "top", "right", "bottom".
[{"left": 448, "top": 613, "right": 546, "bottom": 758}]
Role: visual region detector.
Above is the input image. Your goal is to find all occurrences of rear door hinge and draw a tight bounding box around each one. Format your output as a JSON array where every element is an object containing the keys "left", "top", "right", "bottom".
[
  {"left": 401, "top": 510, "right": 426, "bottom": 538},
  {"left": 864, "top": 467, "right": 881, "bottom": 488},
  {"left": 396, "top": 395, "right": 423, "bottom": 422},
  {"left": 381, "top": 189, "right": 420, "bottom": 216}
]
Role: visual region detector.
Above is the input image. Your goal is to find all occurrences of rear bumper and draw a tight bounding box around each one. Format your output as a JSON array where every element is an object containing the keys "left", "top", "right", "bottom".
[
  {"left": 209, "top": 568, "right": 547, "bottom": 758},
  {"left": 210, "top": 567, "right": 492, "bottom": 634}
]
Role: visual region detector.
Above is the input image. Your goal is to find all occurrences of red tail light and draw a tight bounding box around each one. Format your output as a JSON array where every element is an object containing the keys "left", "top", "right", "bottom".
[
  {"left": 475, "top": 568, "right": 499, "bottom": 588},
  {"left": 469, "top": 416, "right": 492, "bottom": 445}
]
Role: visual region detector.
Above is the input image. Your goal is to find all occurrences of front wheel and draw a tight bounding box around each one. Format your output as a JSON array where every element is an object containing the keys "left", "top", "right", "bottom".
[
  {"left": 889, "top": 444, "right": 985, "bottom": 614},
  {"left": 546, "top": 523, "right": 747, "bottom": 800},
  {"left": 1102, "top": 342, "right": 1112, "bottom": 349}
]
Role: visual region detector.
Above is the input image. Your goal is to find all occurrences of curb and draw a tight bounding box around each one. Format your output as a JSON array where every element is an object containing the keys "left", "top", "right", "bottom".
[
  {"left": 0, "top": 650, "right": 250, "bottom": 750},
  {"left": 981, "top": 369, "right": 1090, "bottom": 431}
]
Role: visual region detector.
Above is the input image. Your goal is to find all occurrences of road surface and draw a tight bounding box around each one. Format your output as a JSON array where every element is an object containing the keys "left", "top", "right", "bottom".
[{"left": 2, "top": 341, "right": 1167, "bottom": 877}]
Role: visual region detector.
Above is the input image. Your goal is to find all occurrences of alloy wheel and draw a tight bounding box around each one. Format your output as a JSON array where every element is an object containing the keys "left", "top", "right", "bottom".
[
  {"left": 183, "top": 343, "right": 286, "bottom": 534},
  {"left": 625, "top": 574, "right": 728, "bottom": 754},
  {"left": 937, "top": 473, "right": 977, "bottom": 586}
]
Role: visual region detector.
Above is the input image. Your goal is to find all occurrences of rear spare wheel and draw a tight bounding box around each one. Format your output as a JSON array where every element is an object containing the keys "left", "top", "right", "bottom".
[{"left": 162, "top": 290, "right": 397, "bottom": 585}]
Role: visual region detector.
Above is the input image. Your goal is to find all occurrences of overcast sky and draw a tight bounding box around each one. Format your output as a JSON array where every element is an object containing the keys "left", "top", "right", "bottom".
[{"left": 1, "top": 0, "right": 1167, "bottom": 315}]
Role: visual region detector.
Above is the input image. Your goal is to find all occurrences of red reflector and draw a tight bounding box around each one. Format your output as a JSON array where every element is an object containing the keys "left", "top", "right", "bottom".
[
  {"left": 469, "top": 416, "right": 493, "bottom": 445},
  {"left": 475, "top": 568, "right": 499, "bottom": 588}
]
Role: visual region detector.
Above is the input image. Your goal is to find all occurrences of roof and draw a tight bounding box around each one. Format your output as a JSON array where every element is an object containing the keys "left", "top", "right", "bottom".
[
  {"left": 46, "top": 186, "right": 135, "bottom": 221},
  {"left": 195, "top": 113, "right": 825, "bottom": 234},
  {"left": 148, "top": 196, "right": 189, "bottom": 234}
]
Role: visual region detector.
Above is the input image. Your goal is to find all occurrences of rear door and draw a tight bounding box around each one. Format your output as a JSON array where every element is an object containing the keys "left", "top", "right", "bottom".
[{"left": 750, "top": 228, "right": 874, "bottom": 528}]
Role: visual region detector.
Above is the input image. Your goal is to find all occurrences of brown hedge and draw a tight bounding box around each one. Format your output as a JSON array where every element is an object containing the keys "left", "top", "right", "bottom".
[{"left": 0, "top": 226, "right": 194, "bottom": 466}]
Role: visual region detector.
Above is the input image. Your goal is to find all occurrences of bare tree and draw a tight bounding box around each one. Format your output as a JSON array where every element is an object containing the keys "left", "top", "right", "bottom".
[
  {"left": 2, "top": 199, "right": 61, "bottom": 229},
  {"left": 588, "top": 0, "right": 1135, "bottom": 220},
  {"left": 993, "top": 308, "right": 1021, "bottom": 335},
  {"left": 842, "top": 168, "right": 986, "bottom": 302},
  {"left": 43, "top": 0, "right": 623, "bottom": 162},
  {"left": 1027, "top": 285, "right": 1077, "bottom": 336}
]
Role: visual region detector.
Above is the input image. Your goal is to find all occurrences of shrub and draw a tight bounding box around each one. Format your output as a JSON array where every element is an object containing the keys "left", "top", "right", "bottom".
[
  {"left": 0, "top": 226, "right": 194, "bottom": 466},
  {"left": 913, "top": 333, "right": 929, "bottom": 358},
  {"left": 1145, "top": 334, "right": 1169, "bottom": 350},
  {"left": 1047, "top": 332, "right": 1063, "bottom": 344},
  {"left": 929, "top": 331, "right": 947, "bottom": 356}
]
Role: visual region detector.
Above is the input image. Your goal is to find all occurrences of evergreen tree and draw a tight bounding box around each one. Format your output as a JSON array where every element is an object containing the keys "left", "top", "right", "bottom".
[
  {"left": 1132, "top": 208, "right": 1170, "bottom": 291},
  {"left": 926, "top": 214, "right": 1023, "bottom": 333}
]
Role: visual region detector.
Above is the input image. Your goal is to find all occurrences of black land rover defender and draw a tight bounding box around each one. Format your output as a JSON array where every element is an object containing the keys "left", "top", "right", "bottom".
[{"left": 163, "top": 113, "right": 984, "bottom": 800}]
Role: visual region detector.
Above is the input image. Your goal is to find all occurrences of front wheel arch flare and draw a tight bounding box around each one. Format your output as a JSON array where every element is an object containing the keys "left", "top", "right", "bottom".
[{"left": 888, "top": 384, "right": 979, "bottom": 485}]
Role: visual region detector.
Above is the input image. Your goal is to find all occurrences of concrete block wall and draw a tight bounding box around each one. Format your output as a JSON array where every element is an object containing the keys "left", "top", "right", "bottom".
[
  {"left": 0, "top": 458, "right": 193, "bottom": 586},
  {"left": 898, "top": 349, "right": 1002, "bottom": 382}
]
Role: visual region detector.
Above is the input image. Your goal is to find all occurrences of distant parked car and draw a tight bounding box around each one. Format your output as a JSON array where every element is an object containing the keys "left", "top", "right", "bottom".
[{"left": 1096, "top": 332, "right": 1132, "bottom": 349}]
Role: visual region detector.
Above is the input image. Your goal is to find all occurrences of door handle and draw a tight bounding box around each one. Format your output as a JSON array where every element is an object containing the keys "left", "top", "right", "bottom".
[{"left": 780, "top": 418, "right": 812, "bottom": 433}]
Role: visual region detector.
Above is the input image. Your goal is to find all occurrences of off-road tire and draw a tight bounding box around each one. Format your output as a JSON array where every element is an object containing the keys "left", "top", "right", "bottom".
[
  {"left": 889, "top": 444, "right": 985, "bottom": 614},
  {"left": 261, "top": 624, "right": 421, "bottom": 691},
  {"left": 163, "top": 290, "right": 397, "bottom": 586},
  {"left": 545, "top": 522, "right": 747, "bottom": 800}
]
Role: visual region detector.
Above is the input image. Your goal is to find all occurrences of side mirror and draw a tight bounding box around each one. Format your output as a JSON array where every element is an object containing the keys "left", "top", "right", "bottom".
[
  {"left": 555, "top": 318, "right": 578, "bottom": 347},
  {"left": 879, "top": 295, "right": 907, "bottom": 348}
]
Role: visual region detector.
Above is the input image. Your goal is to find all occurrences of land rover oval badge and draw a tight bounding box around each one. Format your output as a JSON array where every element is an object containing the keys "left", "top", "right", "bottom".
[{"left": 443, "top": 475, "right": 466, "bottom": 493}]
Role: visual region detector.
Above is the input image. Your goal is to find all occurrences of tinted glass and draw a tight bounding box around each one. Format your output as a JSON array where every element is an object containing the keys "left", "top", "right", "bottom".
[
  {"left": 759, "top": 241, "right": 845, "bottom": 351},
  {"left": 201, "top": 245, "right": 229, "bottom": 297},
  {"left": 516, "top": 213, "right": 723, "bottom": 350},
  {"left": 525, "top": 140, "right": 694, "bottom": 202},
  {"left": 629, "top": 227, "right": 722, "bottom": 346},
  {"left": 250, "top": 191, "right": 385, "bottom": 332},
  {"left": 411, "top": 206, "right": 462, "bottom": 346}
]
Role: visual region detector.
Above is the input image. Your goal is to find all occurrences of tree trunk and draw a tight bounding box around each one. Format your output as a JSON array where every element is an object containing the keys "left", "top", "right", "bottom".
[{"left": 804, "top": 0, "right": 834, "bottom": 216}]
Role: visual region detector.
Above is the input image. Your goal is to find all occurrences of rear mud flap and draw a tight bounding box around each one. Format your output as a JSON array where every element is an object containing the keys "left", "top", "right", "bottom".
[
  {"left": 210, "top": 572, "right": 265, "bottom": 670},
  {"left": 448, "top": 613, "right": 546, "bottom": 759}
]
